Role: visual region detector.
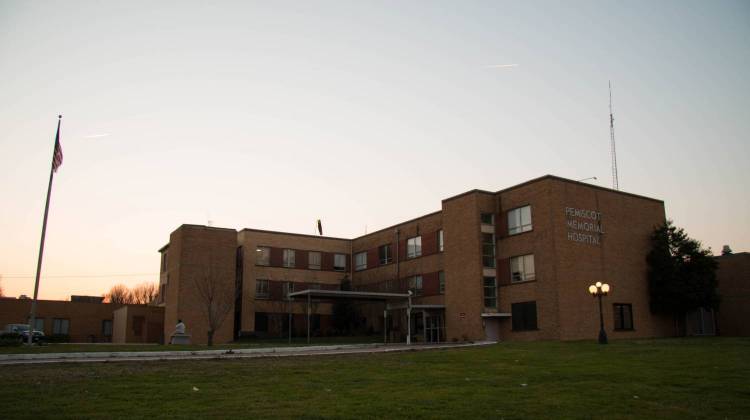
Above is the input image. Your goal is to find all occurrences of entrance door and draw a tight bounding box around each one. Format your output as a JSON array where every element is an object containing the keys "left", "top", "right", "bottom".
[
  {"left": 484, "top": 318, "right": 499, "bottom": 341},
  {"left": 424, "top": 312, "right": 444, "bottom": 343}
]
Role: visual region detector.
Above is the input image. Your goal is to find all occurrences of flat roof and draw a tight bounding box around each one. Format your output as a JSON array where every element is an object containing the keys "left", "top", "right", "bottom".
[
  {"left": 441, "top": 174, "right": 663, "bottom": 204},
  {"left": 353, "top": 210, "right": 443, "bottom": 241},
  {"left": 498, "top": 174, "right": 664, "bottom": 203},
  {"left": 287, "top": 289, "right": 410, "bottom": 301},
  {"left": 240, "top": 227, "right": 350, "bottom": 241}
]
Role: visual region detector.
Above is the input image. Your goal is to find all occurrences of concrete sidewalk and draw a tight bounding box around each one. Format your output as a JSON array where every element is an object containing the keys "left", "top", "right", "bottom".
[{"left": 0, "top": 341, "right": 495, "bottom": 365}]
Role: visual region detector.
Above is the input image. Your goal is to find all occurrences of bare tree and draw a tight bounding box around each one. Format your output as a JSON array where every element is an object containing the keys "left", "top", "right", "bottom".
[
  {"left": 0, "top": 275, "right": 4, "bottom": 297},
  {"left": 104, "top": 284, "right": 134, "bottom": 304},
  {"left": 131, "top": 282, "right": 158, "bottom": 304},
  {"left": 194, "top": 266, "right": 235, "bottom": 346}
]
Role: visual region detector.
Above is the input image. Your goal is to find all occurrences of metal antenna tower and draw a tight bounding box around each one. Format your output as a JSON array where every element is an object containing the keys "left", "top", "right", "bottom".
[{"left": 609, "top": 81, "right": 619, "bottom": 190}]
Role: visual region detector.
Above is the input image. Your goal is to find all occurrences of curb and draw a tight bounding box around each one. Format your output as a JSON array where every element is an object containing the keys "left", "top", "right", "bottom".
[{"left": 0, "top": 342, "right": 494, "bottom": 365}]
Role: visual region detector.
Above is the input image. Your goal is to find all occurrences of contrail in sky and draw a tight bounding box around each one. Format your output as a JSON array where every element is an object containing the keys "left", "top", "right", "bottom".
[
  {"left": 484, "top": 64, "right": 519, "bottom": 69},
  {"left": 84, "top": 133, "right": 111, "bottom": 139}
]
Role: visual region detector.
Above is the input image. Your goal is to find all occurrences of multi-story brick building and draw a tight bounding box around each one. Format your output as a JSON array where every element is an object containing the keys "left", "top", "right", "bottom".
[{"left": 157, "top": 175, "right": 675, "bottom": 344}]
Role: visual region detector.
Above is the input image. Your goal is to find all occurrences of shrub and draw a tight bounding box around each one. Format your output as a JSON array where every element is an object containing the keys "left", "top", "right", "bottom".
[
  {"left": 0, "top": 333, "right": 22, "bottom": 347},
  {"left": 0, "top": 339, "right": 21, "bottom": 347}
]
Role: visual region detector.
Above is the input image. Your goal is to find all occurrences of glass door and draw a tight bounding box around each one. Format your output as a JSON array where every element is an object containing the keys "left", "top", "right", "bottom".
[{"left": 424, "top": 312, "right": 444, "bottom": 343}]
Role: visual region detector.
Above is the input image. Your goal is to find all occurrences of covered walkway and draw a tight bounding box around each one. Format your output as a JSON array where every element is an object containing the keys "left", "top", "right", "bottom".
[{"left": 287, "top": 289, "right": 431, "bottom": 345}]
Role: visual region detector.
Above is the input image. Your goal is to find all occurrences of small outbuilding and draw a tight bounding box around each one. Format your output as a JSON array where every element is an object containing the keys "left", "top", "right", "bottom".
[{"left": 112, "top": 305, "right": 165, "bottom": 344}]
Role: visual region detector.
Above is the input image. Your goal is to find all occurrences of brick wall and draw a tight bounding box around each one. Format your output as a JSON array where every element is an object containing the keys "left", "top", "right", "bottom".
[
  {"left": 164, "top": 225, "right": 238, "bottom": 345},
  {"left": 715, "top": 252, "right": 750, "bottom": 336},
  {"left": 0, "top": 298, "right": 121, "bottom": 343},
  {"left": 237, "top": 229, "right": 351, "bottom": 334}
]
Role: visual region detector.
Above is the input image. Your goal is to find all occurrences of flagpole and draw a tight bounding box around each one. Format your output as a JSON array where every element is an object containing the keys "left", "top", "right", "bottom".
[{"left": 28, "top": 115, "right": 61, "bottom": 345}]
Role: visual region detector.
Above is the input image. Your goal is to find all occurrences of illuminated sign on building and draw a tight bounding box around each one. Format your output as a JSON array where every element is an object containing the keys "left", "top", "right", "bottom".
[{"left": 565, "top": 207, "right": 605, "bottom": 245}]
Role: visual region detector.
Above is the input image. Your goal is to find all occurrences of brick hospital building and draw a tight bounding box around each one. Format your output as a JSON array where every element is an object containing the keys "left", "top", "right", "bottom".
[{"left": 157, "top": 175, "right": 675, "bottom": 344}]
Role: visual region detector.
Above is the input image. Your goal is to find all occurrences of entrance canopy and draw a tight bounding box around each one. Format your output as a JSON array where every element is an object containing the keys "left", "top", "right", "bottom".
[
  {"left": 285, "top": 289, "right": 415, "bottom": 345},
  {"left": 287, "top": 289, "right": 410, "bottom": 301},
  {"left": 481, "top": 312, "right": 511, "bottom": 318}
]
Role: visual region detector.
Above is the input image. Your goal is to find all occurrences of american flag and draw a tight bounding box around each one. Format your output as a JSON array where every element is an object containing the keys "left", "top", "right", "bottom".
[{"left": 52, "top": 117, "right": 63, "bottom": 172}]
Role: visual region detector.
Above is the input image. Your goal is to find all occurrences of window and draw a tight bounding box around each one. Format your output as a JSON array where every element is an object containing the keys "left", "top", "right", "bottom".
[
  {"left": 52, "top": 318, "right": 69, "bottom": 335},
  {"left": 308, "top": 252, "right": 321, "bottom": 270},
  {"left": 355, "top": 252, "right": 367, "bottom": 271},
  {"left": 438, "top": 230, "right": 444, "bottom": 252},
  {"left": 407, "top": 236, "right": 422, "bottom": 259},
  {"left": 160, "top": 251, "right": 168, "bottom": 272},
  {"left": 409, "top": 275, "right": 423, "bottom": 296},
  {"left": 283, "top": 281, "right": 295, "bottom": 296},
  {"left": 379, "top": 244, "right": 392, "bottom": 264},
  {"left": 102, "top": 320, "right": 113, "bottom": 337},
  {"left": 482, "top": 233, "right": 495, "bottom": 268},
  {"left": 334, "top": 254, "right": 346, "bottom": 271},
  {"left": 439, "top": 271, "right": 445, "bottom": 294},
  {"left": 256, "top": 246, "right": 270, "bottom": 266},
  {"left": 508, "top": 206, "right": 532, "bottom": 235},
  {"left": 34, "top": 318, "right": 44, "bottom": 332},
  {"left": 283, "top": 249, "right": 295, "bottom": 268},
  {"left": 481, "top": 213, "right": 495, "bottom": 225},
  {"left": 255, "top": 279, "right": 269, "bottom": 299},
  {"left": 510, "top": 254, "right": 536, "bottom": 282},
  {"left": 613, "top": 304, "right": 634, "bottom": 330},
  {"left": 511, "top": 301, "right": 538, "bottom": 331},
  {"left": 483, "top": 276, "right": 497, "bottom": 308}
]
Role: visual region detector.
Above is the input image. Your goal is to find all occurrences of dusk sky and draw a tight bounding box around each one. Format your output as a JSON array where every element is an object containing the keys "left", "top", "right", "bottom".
[{"left": 1, "top": 1, "right": 748, "bottom": 300}]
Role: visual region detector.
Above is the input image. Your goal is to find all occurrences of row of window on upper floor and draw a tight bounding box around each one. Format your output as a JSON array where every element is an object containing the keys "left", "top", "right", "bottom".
[
  {"left": 354, "top": 230, "right": 445, "bottom": 271},
  {"left": 405, "top": 271, "right": 446, "bottom": 296},
  {"left": 481, "top": 205, "right": 533, "bottom": 235},
  {"left": 255, "top": 247, "right": 348, "bottom": 271},
  {"left": 482, "top": 245, "right": 536, "bottom": 283},
  {"left": 481, "top": 255, "right": 536, "bottom": 308},
  {"left": 250, "top": 205, "right": 531, "bottom": 273},
  {"left": 254, "top": 272, "right": 447, "bottom": 298}
]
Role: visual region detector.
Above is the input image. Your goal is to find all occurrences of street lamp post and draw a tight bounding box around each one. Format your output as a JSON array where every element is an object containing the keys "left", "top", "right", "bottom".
[{"left": 588, "top": 281, "right": 610, "bottom": 344}]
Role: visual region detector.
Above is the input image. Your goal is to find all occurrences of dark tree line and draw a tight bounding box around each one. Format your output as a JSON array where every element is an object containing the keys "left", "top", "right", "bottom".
[
  {"left": 104, "top": 282, "right": 159, "bottom": 305},
  {"left": 647, "top": 220, "right": 719, "bottom": 318}
]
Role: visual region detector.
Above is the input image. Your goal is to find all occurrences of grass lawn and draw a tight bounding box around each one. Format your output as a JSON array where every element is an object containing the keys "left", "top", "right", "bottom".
[
  {"left": 0, "top": 335, "right": 383, "bottom": 354},
  {"left": 1, "top": 338, "right": 748, "bottom": 419}
]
